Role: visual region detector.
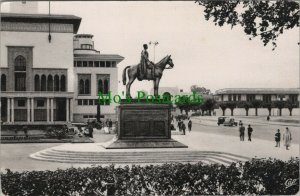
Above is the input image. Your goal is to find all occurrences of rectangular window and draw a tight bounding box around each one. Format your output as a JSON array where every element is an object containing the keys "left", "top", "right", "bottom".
[
  {"left": 15, "top": 73, "right": 26, "bottom": 91},
  {"left": 94, "top": 61, "right": 100, "bottom": 67},
  {"left": 100, "top": 61, "right": 105, "bottom": 67},
  {"left": 78, "top": 74, "right": 91, "bottom": 95},
  {"left": 37, "top": 100, "right": 44, "bottom": 107},
  {"left": 94, "top": 99, "right": 98, "bottom": 105},
  {"left": 263, "top": 95, "right": 271, "bottom": 103},
  {"left": 247, "top": 94, "right": 255, "bottom": 102},
  {"left": 83, "top": 99, "right": 88, "bottom": 105},
  {"left": 112, "top": 61, "right": 116, "bottom": 67},
  {"left": 106, "top": 61, "right": 111, "bottom": 67},
  {"left": 89, "top": 99, "right": 93, "bottom": 105},
  {"left": 233, "top": 95, "right": 236, "bottom": 101},
  {"left": 17, "top": 99, "right": 26, "bottom": 107},
  {"left": 74, "top": 61, "right": 76, "bottom": 67},
  {"left": 78, "top": 99, "right": 83, "bottom": 105},
  {"left": 238, "top": 95, "right": 241, "bottom": 101},
  {"left": 228, "top": 94, "right": 232, "bottom": 101},
  {"left": 77, "top": 61, "right": 82, "bottom": 67},
  {"left": 83, "top": 115, "right": 89, "bottom": 118},
  {"left": 88, "top": 61, "right": 93, "bottom": 67},
  {"left": 83, "top": 61, "right": 87, "bottom": 67}
]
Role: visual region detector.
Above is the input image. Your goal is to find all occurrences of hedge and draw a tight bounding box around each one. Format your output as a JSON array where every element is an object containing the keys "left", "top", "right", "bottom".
[{"left": 1, "top": 158, "right": 299, "bottom": 195}]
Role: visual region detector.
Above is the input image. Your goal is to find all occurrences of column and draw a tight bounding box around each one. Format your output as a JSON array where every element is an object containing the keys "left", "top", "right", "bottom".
[
  {"left": 46, "top": 98, "right": 50, "bottom": 122},
  {"left": 31, "top": 98, "right": 34, "bottom": 122},
  {"left": 51, "top": 98, "right": 54, "bottom": 122},
  {"left": 70, "top": 98, "right": 73, "bottom": 122},
  {"left": 7, "top": 98, "right": 10, "bottom": 123},
  {"left": 11, "top": 98, "right": 14, "bottom": 123},
  {"left": 66, "top": 98, "right": 69, "bottom": 122},
  {"left": 27, "top": 98, "right": 30, "bottom": 122}
]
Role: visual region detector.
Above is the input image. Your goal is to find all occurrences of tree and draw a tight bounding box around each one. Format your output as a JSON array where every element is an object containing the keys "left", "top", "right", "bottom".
[
  {"left": 251, "top": 99, "right": 263, "bottom": 116},
  {"left": 190, "top": 85, "right": 211, "bottom": 95},
  {"left": 262, "top": 102, "right": 274, "bottom": 116},
  {"left": 226, "top": 101, "right": 237, "bottom": 116},
  {"left": 285, "top": 99, "right": 298, "bottom": 116},
  {"left": 204, "top": 98, "right": 217, "bottom": 116},
  {"left": 196, "top": 0, "right": 299, "bottom": 49},
  {"left": 273, "top": 100, "right": 285, "bottom": 116},
  {"left": 219, "top": 102, "right": 227, "bottom": 116},
  {"left": 239, "top": 101, "right": 252, "bottom": 116}
]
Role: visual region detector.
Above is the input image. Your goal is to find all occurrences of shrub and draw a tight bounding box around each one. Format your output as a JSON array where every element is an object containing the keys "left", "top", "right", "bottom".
[
  {"left": 1, "top": 158, "right": 299, "bottom": 195},
  {"left": 45, "top": 127, "right": 67, "bottom": 139}
]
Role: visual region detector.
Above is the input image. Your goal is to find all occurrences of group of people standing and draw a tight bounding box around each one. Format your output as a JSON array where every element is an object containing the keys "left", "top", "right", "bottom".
[
  {"left": 238, "top": 121, "right": 253, "bottom": 141},
  {"left": 238, "top": 120, "right": 293, "bottom": 150},
  {"left": 176, "top": 118, "right": 192, "bottom": 135},
  {"left": 275, "top": 127, "right": 292, "bottom": 150}
]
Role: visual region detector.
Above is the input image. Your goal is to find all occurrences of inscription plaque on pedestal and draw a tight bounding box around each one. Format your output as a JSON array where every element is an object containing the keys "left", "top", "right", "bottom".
[{"left": 106, "top": 100, "right": 187, "bottom": 149}]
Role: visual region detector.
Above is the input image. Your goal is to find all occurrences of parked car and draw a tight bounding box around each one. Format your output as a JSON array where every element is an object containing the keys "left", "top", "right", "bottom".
[
  {"left": 223, "top": 118, "right": 238, "bottom": 126},
  {"left": 217, "top": 117, "right": 227, "bottom": 126}
]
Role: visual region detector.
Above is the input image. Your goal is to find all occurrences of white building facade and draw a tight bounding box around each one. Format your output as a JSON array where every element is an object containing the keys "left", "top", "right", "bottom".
[
  {"left": 214, "top": 88, "right": 300, "bottom": 116},
  {"left": 73, "top": 34, "right": 124, "bottom": 122},
  {"left": 0, "top": 13, "right": 81, "bottom": 123}
]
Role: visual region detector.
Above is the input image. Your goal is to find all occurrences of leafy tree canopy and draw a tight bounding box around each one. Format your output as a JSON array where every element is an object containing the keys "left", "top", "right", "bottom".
[
  {"left": 191, "top": 85, "right": 211, "bottom": 95},
  {"left": 196, "top": 0, "right": 299, "bottom": 49}
]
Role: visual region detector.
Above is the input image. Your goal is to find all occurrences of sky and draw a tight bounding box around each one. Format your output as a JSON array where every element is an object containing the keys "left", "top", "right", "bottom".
[{"left": 1, "top": 1, "right": 299, "bottom": 95}]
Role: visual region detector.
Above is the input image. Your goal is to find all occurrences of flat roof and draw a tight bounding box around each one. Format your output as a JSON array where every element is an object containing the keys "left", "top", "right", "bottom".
[
  {"left": 74, "top": 54, "right": 125, "bottom": 63},
  {"left": 1, "top": 13, "right": 82, "bottom": 33},
  {"left": 215, "top": 88, "right": 300, "bottom": 95}
]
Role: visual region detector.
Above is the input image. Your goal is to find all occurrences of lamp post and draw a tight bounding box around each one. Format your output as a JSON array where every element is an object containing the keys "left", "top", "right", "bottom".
[{"left": 149, "top": 41, "right": 159, "bottom": 63}]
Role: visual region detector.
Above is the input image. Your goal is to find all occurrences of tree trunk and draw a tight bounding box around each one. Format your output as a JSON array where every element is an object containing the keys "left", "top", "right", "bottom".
[
  {"left": 279, "top": 108, "right": 282, "bottom": 116},
  {"left": 231, "top": 109, "right": 234, "bottom": 116},
  {"left": 255, "top": 108, "right": 258, "bottom": 116},
  {"left": 209, "top": 110, "right": 212, "bottom": 116},
  {"left": 268, "top": 109, "right": 271, "bottom": 116},
  {"left": 289, "top": 109, "right": 292, "bottom": 116},
  {"left": 222, "top": 109, "right": 225, "bottom": 116},
  {"left": 245, "top": 109, "right": 249, "bottom": 116},
  {"left": 180, "top": 109, "right": 183, "bottom": 114}
]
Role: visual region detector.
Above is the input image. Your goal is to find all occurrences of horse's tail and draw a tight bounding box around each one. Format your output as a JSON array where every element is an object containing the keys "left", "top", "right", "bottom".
[{"left": 122, "top": 66, "right": 130, "bottom": 85}]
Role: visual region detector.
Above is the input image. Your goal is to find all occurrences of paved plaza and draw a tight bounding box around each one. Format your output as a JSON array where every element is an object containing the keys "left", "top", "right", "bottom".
[{"left": 1, "top": 116, "right": 299, "bottom": 172}]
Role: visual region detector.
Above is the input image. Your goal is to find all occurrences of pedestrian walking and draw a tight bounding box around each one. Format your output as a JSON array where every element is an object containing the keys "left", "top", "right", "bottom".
[
  {"left": 247, "top": 124, "right": 253, "bottom": 141},
  {"left": 188, "top": 119, "right": 192, "bottom": 132},
  {"left": 239, "top": 124, "right": 245, "bottom": 141},
  {"left": 239, "top": 120, "right": 243, "bottom": 127},
  {"left": 283, "top": 127, "right": 292, "bottom": 150},
  {"left": 88, "top": 123, "right": 93, "bottom": 138},
  {"left": 275, "top": 129, "right": 281, "bottom": 147},
  {"left": 182, "top": 123, "right": 186, "bottom": 135}
]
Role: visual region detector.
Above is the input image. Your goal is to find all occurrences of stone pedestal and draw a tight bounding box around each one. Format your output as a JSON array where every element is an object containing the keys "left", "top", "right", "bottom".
[{"left": 106, "top": 101, "right": 187, "bottom": 149}]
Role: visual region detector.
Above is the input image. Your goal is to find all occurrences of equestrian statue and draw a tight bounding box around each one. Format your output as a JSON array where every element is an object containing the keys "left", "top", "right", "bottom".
[{"left": 122, "top": 44, "right": 174, "bottom": 98}]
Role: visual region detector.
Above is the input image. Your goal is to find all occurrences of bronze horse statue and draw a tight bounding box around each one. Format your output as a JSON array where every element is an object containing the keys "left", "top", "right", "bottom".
[{"left": 122, "top": 55, "right": 174, "bottom": 98}]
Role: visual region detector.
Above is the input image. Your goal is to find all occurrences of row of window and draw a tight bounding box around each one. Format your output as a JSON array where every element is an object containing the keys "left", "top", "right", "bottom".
[
  {"left": 83, "top": 115, "right": 97, "bottom": 119},
  {"left": 222, "top": 94, "right": 298, "bottom": 103},
  {"left": 81, "top": 44, "right": 93, "bottom": 50},
  {"left": 77, "top": 99, "right": 110, "bottom": 106},
  {"left": 14, "top": 99, "right": 45, "bottom": 107},
  {"left": 78, "top": 74, "right": 110, "bottom": 95},
  {"left": 34, "top": 74, "right": 66, "bottom": 92},
  {"left": 74, "top": 61, "right": 116, "bottom": 68}
]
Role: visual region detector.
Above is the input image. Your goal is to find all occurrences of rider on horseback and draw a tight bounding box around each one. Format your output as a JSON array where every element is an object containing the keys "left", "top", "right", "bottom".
[{"left": 138, "top": 44, "right": 155, "bottom": 81}]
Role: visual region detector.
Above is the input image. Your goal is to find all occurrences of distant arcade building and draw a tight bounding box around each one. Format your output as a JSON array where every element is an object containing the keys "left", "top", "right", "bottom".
[{"left": 214, "top": 88, "right": 300, "bottom": 116}]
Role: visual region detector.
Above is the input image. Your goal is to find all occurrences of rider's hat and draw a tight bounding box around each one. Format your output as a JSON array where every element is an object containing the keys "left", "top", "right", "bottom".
[{"left": 143, "top": 44, "right": 148, "bottom": 48}]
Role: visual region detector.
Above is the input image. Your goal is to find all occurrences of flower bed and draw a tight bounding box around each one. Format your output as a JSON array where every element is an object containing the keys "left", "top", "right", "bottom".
[{"left": 1, "top": 158, "right": 298, "bottom": 195}]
